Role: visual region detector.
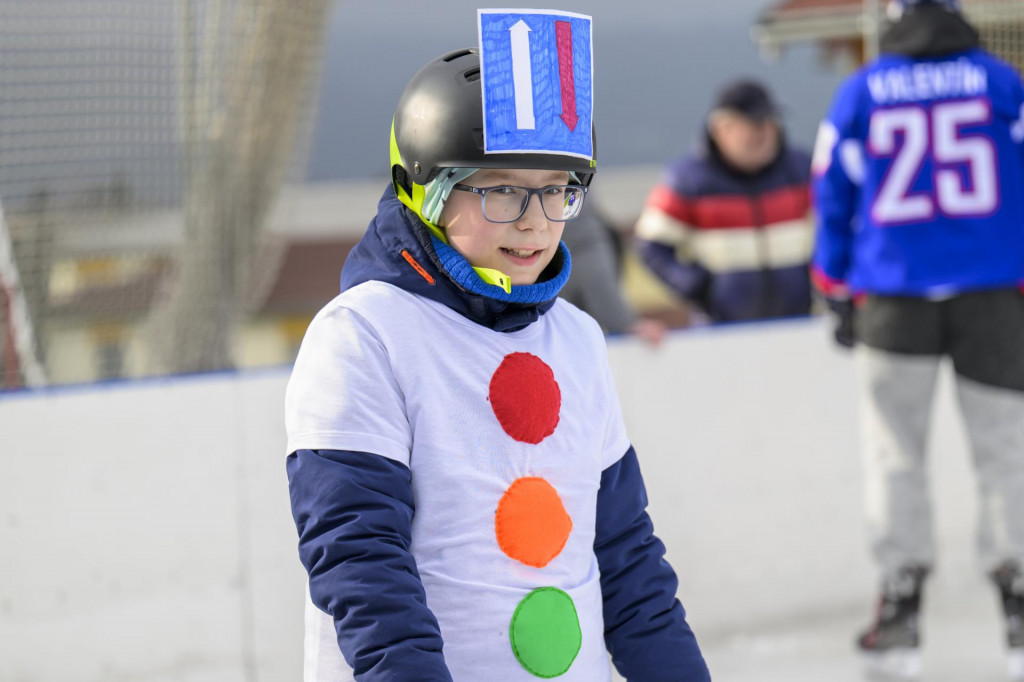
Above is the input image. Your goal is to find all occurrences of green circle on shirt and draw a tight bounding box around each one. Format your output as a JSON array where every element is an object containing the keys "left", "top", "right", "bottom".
[{"left": 509, "top": 587, "right": 582, "bottom": 678}]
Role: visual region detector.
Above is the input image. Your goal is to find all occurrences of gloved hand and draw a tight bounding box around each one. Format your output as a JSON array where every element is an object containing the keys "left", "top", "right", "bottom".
[{"left": 826, "top": 297, "right": 856, "bottom": 349}]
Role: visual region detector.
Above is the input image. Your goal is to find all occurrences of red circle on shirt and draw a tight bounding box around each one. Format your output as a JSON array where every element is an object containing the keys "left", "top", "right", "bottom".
[{"left": 488, "top": 352, "right": 561, "bottom": 444}]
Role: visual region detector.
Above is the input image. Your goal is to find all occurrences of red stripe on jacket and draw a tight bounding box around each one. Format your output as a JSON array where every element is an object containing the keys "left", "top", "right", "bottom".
[
  {"left": 646, "top": 183, "right": 810, "bottom": 231},
  {"left": 646, "top": 184, "right": 693, "bottom": 224}
]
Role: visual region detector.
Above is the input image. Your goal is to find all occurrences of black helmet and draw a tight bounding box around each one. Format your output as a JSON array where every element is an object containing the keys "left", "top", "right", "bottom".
[{"left": 390, "top": 47, "right": 596, "bottom": 221}]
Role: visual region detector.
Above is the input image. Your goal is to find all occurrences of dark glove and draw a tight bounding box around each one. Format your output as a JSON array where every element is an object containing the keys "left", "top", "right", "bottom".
[{"left": 826, "top": 298, "right": 856, "bottom": 349}]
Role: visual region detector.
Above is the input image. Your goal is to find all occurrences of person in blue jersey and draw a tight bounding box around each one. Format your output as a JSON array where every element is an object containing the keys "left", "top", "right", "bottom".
[
  {"left": 811, "top": 0, "right": 1024, "bottom": 678},
  {"left": 634, "top": 78, "right": 814, "bottom": 324},
  {"left": 284, "top": 44, "right": 710, "bottom": 682}
]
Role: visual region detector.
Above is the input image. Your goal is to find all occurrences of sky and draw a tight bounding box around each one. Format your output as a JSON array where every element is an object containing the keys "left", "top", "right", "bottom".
[{"left": 304, "top": 0, "right": 849, "bottom": 181}]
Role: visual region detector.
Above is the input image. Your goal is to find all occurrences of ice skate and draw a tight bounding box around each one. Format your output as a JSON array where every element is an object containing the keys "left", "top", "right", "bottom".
[
  {"left": 857, "top": 566, "right": 928, "bottom": 680},
  {"left": 992, "top": 563, "right": 1024, "bottom": 680},
  {"left": 1010, "top": 651, "right": 1024, "bottom": 682}
]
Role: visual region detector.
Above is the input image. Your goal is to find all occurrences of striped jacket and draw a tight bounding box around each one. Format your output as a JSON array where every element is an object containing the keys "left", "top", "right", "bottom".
[{"left": 636, "top": 134, "right": 814, "bottom": 322}]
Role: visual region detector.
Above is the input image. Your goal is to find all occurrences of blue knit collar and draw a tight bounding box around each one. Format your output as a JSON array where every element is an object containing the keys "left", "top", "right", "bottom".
[
  {"left": 340, "top": 187, "right": 569, "bottom": 332},
  {"left": 430, "top": 236, "right": 572, "bottom": 305}
]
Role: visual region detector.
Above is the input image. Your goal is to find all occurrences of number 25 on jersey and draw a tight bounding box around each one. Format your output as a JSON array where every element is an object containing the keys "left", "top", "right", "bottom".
[{"left": 870, "top": 99, "right": 998, "bottom": 225}]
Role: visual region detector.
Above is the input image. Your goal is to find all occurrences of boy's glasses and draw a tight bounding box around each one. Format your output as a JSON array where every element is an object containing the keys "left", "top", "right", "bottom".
[{"left": 451, "top": 184, "right": 587, "bottom": 223}]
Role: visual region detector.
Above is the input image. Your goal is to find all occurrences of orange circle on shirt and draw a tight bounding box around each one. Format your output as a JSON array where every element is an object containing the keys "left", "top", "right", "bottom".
[
  {"left": 496, "top": 477, "right": 573, "bottom": 568},
  {"left": 488, "top": 352, "right": 561, "bottom": 444}
]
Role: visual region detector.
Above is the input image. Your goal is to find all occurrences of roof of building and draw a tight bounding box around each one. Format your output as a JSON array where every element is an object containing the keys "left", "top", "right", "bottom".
[
  {"left": 47, "top": 239, "right": 356, "bottom": 322},
  {"left": 774, "top": 0, "right": 858, "bottom": 8},
  {"left": 753, "top": 0, "right": 863, "bottom": 51},
  {"left": 38, "top": 166, "right": 661, "bottom": 259},
  {"left": 754, "top": 0, "right": 1023, "bottom": 51},
  {"left": 36, "top": 165, "right": 667, "bottom": 324},
  {"left": 259, "top": 239, "right": 355, "bottom": 315},
  {"left": 47, "top": 261, "right": 168, "bottom": 323}
]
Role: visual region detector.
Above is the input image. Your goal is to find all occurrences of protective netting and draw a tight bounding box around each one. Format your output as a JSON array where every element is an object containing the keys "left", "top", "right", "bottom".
[
  {"left": 967, "top": 0, "right": 1024, "bottom": 73},
  {"left": 0, "top": 0, "right": 333, "bottom": 389},
  {"left": 864, "top": 0, "right": 1024, "bottom": 68}
]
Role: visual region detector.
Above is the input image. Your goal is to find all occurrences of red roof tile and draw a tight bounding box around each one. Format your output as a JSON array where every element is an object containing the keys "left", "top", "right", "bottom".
[
  {"left": 768, "top": 0, "right": 860, "bottom": 11},
  {"left": 260, "top": 239, "right": 356, "bottom": 314}
]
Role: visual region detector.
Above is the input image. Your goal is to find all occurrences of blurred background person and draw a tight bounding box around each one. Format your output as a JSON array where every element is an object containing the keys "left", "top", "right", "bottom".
[
  {"left": 811, "top": 0, "right": 1024, "bottom": 678},
  {"left": 560, "top": 192, "right": 668, "bottom": 346},
  {"left": 633, "top": 79, "right": 813, "bottom": 325}
]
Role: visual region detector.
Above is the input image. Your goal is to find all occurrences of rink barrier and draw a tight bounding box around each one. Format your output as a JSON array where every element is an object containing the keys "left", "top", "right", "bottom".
[{"left": 0, "top": 316, "right": 980, "bottom": 680}]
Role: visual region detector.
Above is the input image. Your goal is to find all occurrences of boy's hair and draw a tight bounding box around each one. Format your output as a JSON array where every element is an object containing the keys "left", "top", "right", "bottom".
[{"left": 389, "top": 48, "right": 596, "bottom": 227}]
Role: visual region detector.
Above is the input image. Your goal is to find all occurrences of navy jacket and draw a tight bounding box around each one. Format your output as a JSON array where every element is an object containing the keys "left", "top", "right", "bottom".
[
  {"left": 287, "top": 186, "right": 710, "bottom": 681},
  {"left": 636, "top": 132, "right": 813, "bottom": 323}
]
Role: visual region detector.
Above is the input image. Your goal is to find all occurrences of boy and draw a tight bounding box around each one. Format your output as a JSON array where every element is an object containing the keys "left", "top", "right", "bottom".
[{"left": 286, "top": 37, "right": 710, "bottom": 682}]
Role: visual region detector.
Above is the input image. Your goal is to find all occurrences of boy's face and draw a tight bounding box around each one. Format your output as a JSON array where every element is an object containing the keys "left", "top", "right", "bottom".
[{"left": 439, "top": 168, "right": 570, "bottom": 286}]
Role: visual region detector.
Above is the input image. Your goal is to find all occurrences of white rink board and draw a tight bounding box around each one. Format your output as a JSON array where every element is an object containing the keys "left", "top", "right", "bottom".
[
  {"left": 0, "top": 316, "right": 982, "bottom": 681},
  {"left": 0, "top": 371, "right": 307, "bottom": 682}
]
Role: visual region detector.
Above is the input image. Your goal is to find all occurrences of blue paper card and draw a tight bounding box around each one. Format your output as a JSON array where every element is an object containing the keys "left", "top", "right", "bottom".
[{"left": 477, "top": 9, "right": 593, "bottom": 159}]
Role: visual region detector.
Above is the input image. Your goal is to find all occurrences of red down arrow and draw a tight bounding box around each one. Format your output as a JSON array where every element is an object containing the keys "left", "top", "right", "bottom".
[{"left": 555, "top": 20, "right": 578, "bottom": 132}]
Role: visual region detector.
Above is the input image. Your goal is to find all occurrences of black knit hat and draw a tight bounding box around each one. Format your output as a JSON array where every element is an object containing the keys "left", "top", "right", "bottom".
[{"left": 714, "top": 79, "right": 780, "bottom": 121}]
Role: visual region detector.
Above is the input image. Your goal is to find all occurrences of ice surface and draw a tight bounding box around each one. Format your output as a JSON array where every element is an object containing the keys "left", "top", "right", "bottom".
[{"left": 622, "top": 572, "right": 1012, "bottom": 682}]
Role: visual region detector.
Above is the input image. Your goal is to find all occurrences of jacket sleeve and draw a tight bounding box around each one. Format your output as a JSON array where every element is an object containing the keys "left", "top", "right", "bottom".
[
  {"left": 636, "top": 238, "right": 711, "bottom": 306},
  {"left": 810, "top": 75, "right": 864, "bottom": 298},
  {"left": 595, "top": 446, "right": 711, "bottom": 682},
  {"left": 634, "top": 176, "right": 712, "bottom": 306},
  {"left": 287, "top": 448, "right": 453, "bottom": 681}
]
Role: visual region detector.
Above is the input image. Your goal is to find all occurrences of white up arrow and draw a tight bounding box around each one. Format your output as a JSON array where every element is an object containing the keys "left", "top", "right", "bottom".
[{"left": 509, "top": 19, "right": 535, "bottom": 130}]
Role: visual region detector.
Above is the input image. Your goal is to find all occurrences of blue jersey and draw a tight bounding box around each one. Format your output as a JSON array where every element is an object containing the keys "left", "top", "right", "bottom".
[{"left": 812, "top": 48, "right": 1024, "bottom": 297}]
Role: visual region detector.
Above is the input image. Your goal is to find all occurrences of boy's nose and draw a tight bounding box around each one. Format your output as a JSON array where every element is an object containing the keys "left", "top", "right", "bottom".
[{"left": 516, "top": 194, "right": 548, "bottom": 229}]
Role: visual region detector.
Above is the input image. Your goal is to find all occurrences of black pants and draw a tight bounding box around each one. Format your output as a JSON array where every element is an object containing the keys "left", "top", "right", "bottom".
[{"left": 858, "top": 288, "right": 1024, "bottom": 392}]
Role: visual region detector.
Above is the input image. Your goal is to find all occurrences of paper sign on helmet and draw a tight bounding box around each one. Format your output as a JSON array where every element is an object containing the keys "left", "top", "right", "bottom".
[{"left": 477, "top": 9, "right": 594, "bottom": 160}]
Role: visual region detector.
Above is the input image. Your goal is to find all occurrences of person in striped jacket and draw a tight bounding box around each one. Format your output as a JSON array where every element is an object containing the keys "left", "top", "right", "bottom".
[{"left": 635, "top": 79, "right": 814, "bottom": 324}]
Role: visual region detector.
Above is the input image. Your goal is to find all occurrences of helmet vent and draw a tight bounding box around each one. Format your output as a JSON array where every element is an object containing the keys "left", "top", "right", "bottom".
[
  {"left": 442, "top": 49, "right": 473, "bottom": 62},
  {"left": 464, "top": 68, "right": 480, "bottom": 83}
]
